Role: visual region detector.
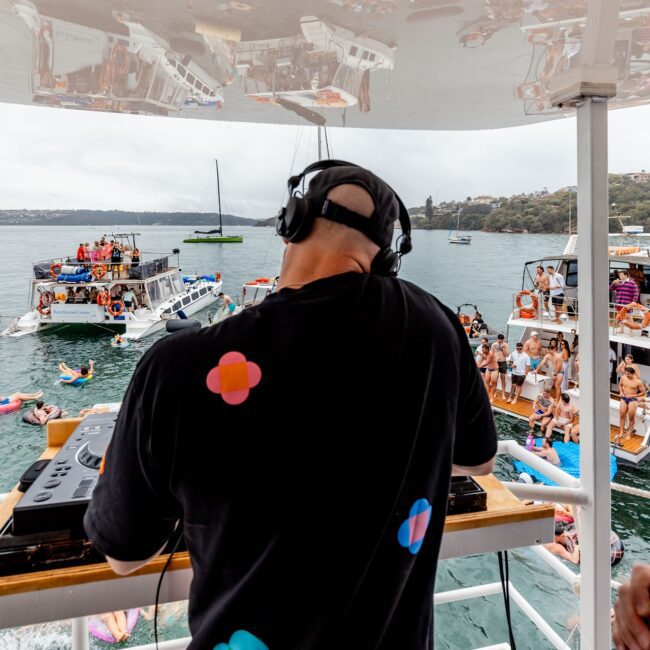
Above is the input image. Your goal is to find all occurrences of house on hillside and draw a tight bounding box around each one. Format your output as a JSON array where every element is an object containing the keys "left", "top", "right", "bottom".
[
  {"left": 624, "top": 171, "right": 650, "bottom": 183},
  {"left": 469, "top": 195, "right": 496, "bottom": 205}
]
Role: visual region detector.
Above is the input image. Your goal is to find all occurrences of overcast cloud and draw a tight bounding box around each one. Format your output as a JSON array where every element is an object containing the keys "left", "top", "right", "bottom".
[{"left": 1, "top": 101, "right": 649, "bottom": 219}]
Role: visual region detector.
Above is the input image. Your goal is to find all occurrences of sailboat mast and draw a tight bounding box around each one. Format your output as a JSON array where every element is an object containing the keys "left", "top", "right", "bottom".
[{"left": 215, "top": 159, "right": 222, "bottom": 233}]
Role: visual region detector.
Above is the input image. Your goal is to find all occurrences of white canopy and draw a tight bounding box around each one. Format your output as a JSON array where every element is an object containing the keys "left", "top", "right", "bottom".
[{"left": 0, "top": 0, "right": 642, "bottom": 129}]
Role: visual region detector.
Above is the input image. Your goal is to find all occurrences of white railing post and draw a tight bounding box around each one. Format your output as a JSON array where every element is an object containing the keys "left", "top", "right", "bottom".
[
  {"left": 71, "top": 616, "right": 89, "bottom": 650},
  {"left": 576, "top": 95, "right": 612, "bottom": 650}
]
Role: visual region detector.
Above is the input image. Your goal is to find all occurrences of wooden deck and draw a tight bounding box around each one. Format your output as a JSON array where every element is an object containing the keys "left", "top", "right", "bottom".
[{"left": 490, "top": 391, "right": 647, "bottom": 455}]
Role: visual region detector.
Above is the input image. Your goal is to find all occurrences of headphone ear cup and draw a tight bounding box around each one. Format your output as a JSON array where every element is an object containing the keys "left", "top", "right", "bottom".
[
  {"left": 371, "top": 248, "right": 399, "bottom": 277},
  {"left": 277, "top": 197, "right": 313, "bottom": 243},
  {"left": 399, "top": 235, "right": 412, "bottom": 255}
]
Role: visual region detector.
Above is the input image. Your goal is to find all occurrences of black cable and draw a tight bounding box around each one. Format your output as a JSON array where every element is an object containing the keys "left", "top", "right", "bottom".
[
  {"left": 154, "top": 528, "right": 184, "bottom": 650},
  {"left": 498, "top": 551, "right": 517, "bottom": 649}
]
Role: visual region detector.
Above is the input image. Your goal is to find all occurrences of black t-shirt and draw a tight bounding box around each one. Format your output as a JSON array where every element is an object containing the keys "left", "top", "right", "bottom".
[{"left": 85, "top": 272, "right": 497, "bottom": 650}]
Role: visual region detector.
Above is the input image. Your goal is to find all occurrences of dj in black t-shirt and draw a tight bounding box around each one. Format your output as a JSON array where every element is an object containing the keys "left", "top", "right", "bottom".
[{"left": 85, "top": 162, "right": 497, "bottom": 650}]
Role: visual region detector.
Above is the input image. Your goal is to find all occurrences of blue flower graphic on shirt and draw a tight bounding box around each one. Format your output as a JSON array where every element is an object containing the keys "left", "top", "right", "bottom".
[
  {"left": 397, "top": 498, "right": 432, "bottom": 555},
  {"left": 213, "top": 629, "right": 269, "bottom": 650}
]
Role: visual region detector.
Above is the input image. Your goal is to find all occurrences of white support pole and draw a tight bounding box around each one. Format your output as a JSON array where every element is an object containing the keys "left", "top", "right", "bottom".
[
  {"left": 71, "top": 616, "right": 89, "bottom": 650},
  {"left": 576, "top": 95, "right": 612, "bottom": 650}
]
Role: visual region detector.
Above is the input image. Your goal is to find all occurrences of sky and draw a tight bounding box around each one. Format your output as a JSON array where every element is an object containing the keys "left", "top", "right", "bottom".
[{"left": 1, "top": 101, "right": 650, "bottom": 220}]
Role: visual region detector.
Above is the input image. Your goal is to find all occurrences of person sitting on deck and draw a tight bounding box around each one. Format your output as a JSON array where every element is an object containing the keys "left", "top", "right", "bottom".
[
  {"left": 0, "top": 390, "right": 43, "bottom": 406},
  {"left": 616, "top": 367, "right": 647, "bottom": 443},
  {"left": 610, "top": 269, "right": 639, "bottom": 310},
  {"left": 531, "top": 437, "right": 561, "bottom": 466},
  {"left": 469, "top": 319, "right": 482, "bottom": 338},
  {"left": 541, "top": 340, "right": 564, "bottom": 398},
  {"left": 528, "top": 388, "right": 554, "bottom": 435},
  {"left": 523, "top": 331, "right": 542, "bottom": 371},
  {"left": 507, "top": 342, "right": 530, "bottom": 405},
  {"left": 545, "top": 393, "right": 578, "bottom": 443},
  {"left": 66, "top": 287, "right": 75, "bottom": 304},
  {"left": 58, "top": 360, "right": 94, "bottom": 384}
]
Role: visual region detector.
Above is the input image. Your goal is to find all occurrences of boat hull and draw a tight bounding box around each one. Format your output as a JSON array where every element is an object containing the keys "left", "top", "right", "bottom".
[{"left": 183, "top": 236, "right": 244, "bottom": 243}]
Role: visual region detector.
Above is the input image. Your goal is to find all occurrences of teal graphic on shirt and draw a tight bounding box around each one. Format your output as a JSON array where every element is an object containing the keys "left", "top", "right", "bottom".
[{"left": 213, "top": 629, "right": 269, "bottom": 650}]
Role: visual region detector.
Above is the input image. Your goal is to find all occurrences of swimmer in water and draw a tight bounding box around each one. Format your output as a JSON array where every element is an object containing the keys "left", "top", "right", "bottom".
[{"left": 59, "top": 360, "right": 94, "bottom": 384}]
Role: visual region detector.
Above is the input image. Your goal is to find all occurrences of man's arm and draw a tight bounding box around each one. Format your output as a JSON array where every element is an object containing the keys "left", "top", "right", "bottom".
[
  {"left": 613, "top": 564, "right": 650, "bottom": 650},
  {"left": 452, "top": 458, "right": 495, "bottom": 476}
]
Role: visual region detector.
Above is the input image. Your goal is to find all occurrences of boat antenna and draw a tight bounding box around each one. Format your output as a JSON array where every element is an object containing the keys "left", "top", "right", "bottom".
[{"left": 216, "top": 159, "right": 222, "bottom": 235}]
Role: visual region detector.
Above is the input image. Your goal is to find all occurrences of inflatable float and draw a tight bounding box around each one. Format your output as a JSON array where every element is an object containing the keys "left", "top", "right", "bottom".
[
  {"left": 89, "top": 609, "right": 139, "bottom": 644},
  {"left": 22, "top": 406, "right": 62, "bottom": 426},
  {"left": 513, "top": 440, "right": 617, "bottom": 486},
  {"left": 0, "top": 399, "right": 21, "bottom": 415},
  {"left": 58, "top": 372, "right": 93, "bottom": 387},
  {"left": 111, "top": 340, "right": 129, "bottom": 349}
]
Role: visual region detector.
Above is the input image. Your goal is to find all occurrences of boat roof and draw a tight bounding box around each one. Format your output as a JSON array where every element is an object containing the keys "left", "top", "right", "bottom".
[
  {"left": 0, "top": 1, "right": 645, "bottom": 130},
  {"left": 525, "top": 253, "right": 650, "bottom": 266}
]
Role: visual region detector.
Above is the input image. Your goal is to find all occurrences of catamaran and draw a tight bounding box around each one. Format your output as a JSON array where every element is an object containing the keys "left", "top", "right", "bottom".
[
  {"left": 1, "top": 233, "right": 223, "bottom": 340},
  {"left": 183, "top": 160, "right": 243, "bottom": 243}
]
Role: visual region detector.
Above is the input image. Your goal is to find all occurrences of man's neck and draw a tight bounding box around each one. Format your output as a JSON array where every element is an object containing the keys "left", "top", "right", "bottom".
[{"left": 277, "top": 248, "right": 367, "bottom": 290}]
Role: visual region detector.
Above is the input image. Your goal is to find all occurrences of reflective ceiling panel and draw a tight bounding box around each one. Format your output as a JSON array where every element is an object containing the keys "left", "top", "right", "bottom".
[{"left": 0, "top": 0, "right": 647, "bottom": 129}]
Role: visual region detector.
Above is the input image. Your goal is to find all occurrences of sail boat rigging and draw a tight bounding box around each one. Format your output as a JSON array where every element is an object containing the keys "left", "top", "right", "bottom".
[
  {"left": 448, "top": 208, "right": 472, "bottom": 244},
  {"left": 183, "top": 160, "right": 244, "bottom": 244}
]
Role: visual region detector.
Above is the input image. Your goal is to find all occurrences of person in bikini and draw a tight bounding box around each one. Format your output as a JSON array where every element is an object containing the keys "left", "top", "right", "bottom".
[
  {"left": 617, "top": 367, "right": 646, "bottom": 442},
  {"left": 545, "top": 392, "right": 578, "bottom": 442},
  {"left": 528, "top": 388, "right": 554, "bottom": 435},
  {"left": 523, "top": 331, "right": 543, "bottom": 372},
  {"left": 490, "top": 334, "right": 510, "bottom": 401},
  {"left": 541, "top": 340, "right": 564, "bottom": 398}
]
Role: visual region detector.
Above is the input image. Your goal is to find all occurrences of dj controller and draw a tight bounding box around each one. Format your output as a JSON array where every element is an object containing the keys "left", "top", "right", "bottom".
[{"left": 0, "top": 413, "right": 116, "bottom": 576}]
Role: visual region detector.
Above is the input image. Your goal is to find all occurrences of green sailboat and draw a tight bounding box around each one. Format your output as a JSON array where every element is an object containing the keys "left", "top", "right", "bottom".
[{"left": 183, "top": 159, "right": 244, "bottom": 244}]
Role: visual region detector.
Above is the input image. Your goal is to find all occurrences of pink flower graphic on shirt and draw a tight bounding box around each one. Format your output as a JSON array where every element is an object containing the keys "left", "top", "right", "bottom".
[{"left": 206, "top": 351, "right": 262, "bottom": 405}]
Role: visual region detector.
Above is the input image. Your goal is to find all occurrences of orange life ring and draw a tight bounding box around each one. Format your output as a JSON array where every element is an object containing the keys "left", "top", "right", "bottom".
[
  {"left": 618, "top": 302, "right": 650, "bottom": 329},
  {"left": 97, "top": 292, "right": 110, "bottom": 307},
  {"left": 516, "top": 290, "right": 538, "bottom": 311},
  {"left": 519, "top": 309, "right": 535, "bottom": 319},
  {"left": 37, "top": 306, "right": 51, "bottom": 316},
  {"left": 255, "top": 277, "right": 272, "bottom": 284},
  {"left": 92, "top": 264, "right": 107, "bottom": 279},
  {"left": 50, "top": 263, "right": 62, "bottom": 279},
  {"left": 107, "top": 300, "right": 124, "bottom": 317}
]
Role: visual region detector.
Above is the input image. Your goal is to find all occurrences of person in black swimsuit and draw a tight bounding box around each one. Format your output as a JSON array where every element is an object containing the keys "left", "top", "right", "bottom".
[{"left": 110, "top": 241, "right": 123, "bottom": 280}]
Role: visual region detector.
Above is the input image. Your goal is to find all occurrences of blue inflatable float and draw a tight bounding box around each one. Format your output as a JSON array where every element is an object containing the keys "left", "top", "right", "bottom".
[{"left": 513, "top": 439, "right": 617, "bottom": 486}]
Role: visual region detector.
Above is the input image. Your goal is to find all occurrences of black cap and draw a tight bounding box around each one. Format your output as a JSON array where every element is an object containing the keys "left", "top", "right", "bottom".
[{"left": 303, "top": 165, "right": 401, "bottom": 249}]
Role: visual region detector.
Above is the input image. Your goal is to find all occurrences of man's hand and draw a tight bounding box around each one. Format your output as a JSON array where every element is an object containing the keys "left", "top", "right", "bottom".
[{"left": 613, "top": 564, "right": 650, "bottom": 649}]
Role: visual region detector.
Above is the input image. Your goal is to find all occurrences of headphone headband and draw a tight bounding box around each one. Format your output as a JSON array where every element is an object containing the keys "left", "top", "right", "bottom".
[{"left": 277, "top": 160, "right": 412, "bottom": 276}]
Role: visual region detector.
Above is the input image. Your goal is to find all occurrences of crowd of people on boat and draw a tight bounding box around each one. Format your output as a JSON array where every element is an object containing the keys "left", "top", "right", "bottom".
[
  {"left": 38, "top": 284, "right": 145, "bottom": 316},
  {"left": 75, "top": 238, "right": 140, "bottom": 280}
]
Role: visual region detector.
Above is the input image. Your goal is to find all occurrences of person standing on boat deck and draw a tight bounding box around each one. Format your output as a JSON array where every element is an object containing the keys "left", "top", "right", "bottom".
[
  {"left": 523, "top": 331, "right": 542, "bottom": 372},
  {"left": 480, "top": 343, "right": 499, "bottom": 399},
  {"left": 76, "top": 243, "right": 85, "bottom": 263},
  {"left": 218, "top": 292, "right": 235, "bottom": 317},
  {"left": 122, "top": 287, "right": 137, "bottom": 312},
  {"left": 617, "top": 367, "right": 646, "bottom": 442},
  {"left": 617, "top": 354, "right": 642, "bottom": 384},
  {"left": 560, "top": 340, "right": 571, "bottom": 392},
  {"left": 610, "top": 270, "right": 639, "bottom": 310},
  {"left": 507, "top": 342, "right": 530, "bottom": 405},
  {"left": 490, "top": 333, "right": 510, "bottom": 401},
  {"left": 547, "top": 265, "right": 565, "bottom": 323},
  {"left": 85, "top": 162, "right": 497, "bottom": 650},
  {"left": 541, "top": 341, "right": 564, "bottom": 398},
  {"left": 111, "top": 241, "right": 123, "bottom": 280},
  {"left": 130, "top": 247, "right": 140, "bottom": 269},
  {"left": 613, "top": 564, "right": 650, "bottom": 649},
  {"left": 533, "top": 265, "right": 550, "bottom": 313},
  {"left": 545, "top": 393, "right": 578, "bottom": 443}
]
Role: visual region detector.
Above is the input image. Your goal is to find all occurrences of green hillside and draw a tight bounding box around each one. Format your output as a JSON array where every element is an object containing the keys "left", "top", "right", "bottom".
[{"left": 411, "top": 174, "right": 650, "bottom": 233}]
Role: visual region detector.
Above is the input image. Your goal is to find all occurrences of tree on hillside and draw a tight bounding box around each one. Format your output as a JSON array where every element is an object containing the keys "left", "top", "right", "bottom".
[{"left": 425, "top": 195, "right": 434, "bottom": 222}]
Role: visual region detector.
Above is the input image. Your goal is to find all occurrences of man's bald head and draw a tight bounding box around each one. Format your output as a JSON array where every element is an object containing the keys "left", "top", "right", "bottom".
[{"left": 326, "top": 184, "right": 375, "bottom": 219}]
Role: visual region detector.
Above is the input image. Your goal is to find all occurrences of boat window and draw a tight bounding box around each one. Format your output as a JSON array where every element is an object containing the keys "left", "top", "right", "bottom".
[
  {"left": 160, "top": 275, "right": 174, "bottom": 300},
  {"left": 190, "top": 292, "right": 200, "bottom": 301},
  {"left": 565, "top": 261, "right": 578, "bottom": 288},
  {"left": 349, "top": 46, "right": 358, "bottom": 56},
  {"left": 187, "top": 73, "right": 196, "bottom": 86},
  {"left": 173, "top": 301, "right": 182, "bottom": 312},
  {"left": 369, "top": 53, "right": 376, "bottom": 62},
  {"left": 171, "top": 272, "right": 185, "bottom": 294},
  {"left": 147, "top": 279, "right": 162, "bottom": 307},
  {"left": 622, "top": 344, "right": 650, "bottom": 369},
  {"left": 362, "top": 50, "right": 370, "bottom": 60},
  {"left": 200, "top": 286, "right": 208, "bottom": 296},
  {"left": 182, "top": 296, "right": 191, "bottom": 307}
]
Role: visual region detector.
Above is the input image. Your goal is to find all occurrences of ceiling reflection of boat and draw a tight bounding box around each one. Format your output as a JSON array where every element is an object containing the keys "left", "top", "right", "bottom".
[
  {"left": 1, "top": 233, "right": 223, "bottom": 340},
  {"left": 500, "top": 230, "right": 650, "bottom": 465}
]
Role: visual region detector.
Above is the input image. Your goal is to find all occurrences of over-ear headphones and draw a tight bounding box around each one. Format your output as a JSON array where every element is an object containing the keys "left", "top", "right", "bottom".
[{"left": 276, "top": 160, "right": 412, "bottom": 276}]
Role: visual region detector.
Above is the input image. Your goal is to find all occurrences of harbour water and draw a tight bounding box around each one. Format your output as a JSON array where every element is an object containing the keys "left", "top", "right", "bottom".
[{"left": 0, "top": 225, "right": 648, "bottom": 648}]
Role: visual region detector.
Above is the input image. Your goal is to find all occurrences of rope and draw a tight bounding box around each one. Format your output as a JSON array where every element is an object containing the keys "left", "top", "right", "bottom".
[{"left": 611, "top": 482, "right": 650, "bottom": 499}]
